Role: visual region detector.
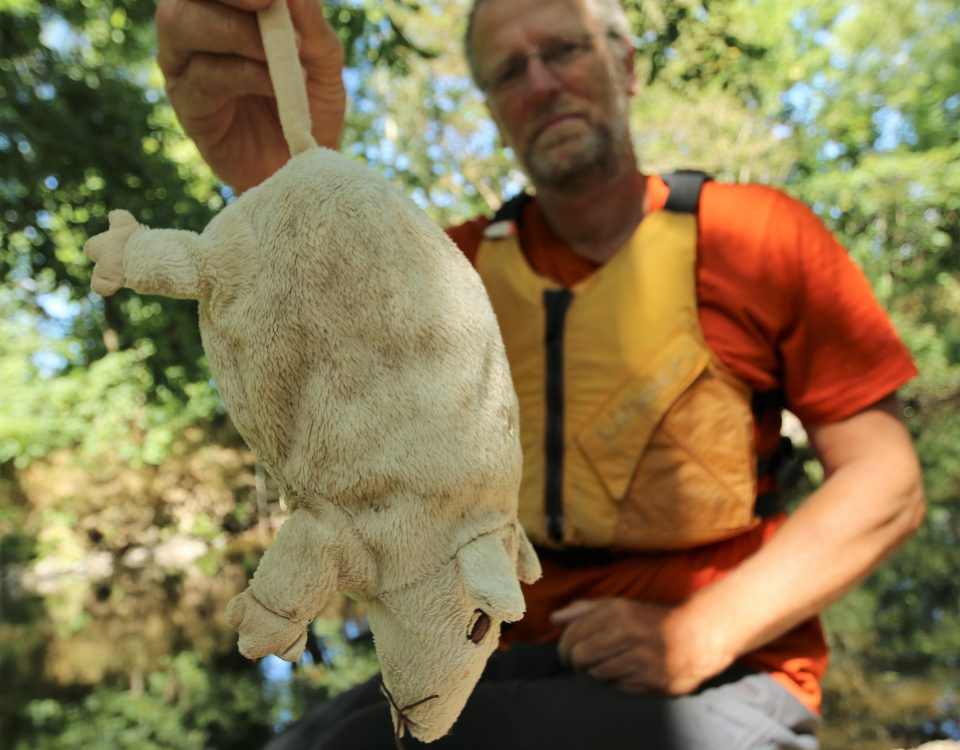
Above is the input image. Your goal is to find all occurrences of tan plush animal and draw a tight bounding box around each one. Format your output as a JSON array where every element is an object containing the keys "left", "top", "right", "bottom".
[{"left": 83, "top": 0, "right": 540, "bottom": 741}]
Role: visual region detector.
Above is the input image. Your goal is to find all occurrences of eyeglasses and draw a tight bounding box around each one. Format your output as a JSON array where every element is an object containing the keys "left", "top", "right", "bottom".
[{"left": 479, "top": 32, "right": 619, "bottom": 97}]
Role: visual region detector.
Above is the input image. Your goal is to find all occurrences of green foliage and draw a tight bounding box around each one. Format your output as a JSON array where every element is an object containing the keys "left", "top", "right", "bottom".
[
  {"left": 0, "top": 288, "right": 219, "bottom": 467},
  {"left": 256, "top": 614, "right": 380, "bottom": 729},
  {"left": 308, "top": 616, "right": 380, "bottom": 696},
  {"left": 780, "top": 1, "right": 960, "bottom": 682},
  {"left": 14, "top": 652, "right": 274, "bottom": 750},
  {"left": 625, "top": 0, "right": 774, "bottom": 100},
  {"left": 1, "top": 0, "right": 218, "bottom": 394}
]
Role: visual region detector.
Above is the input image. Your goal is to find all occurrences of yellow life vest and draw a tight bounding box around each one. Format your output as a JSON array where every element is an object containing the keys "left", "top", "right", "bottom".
[{"left": 475, "top": 192, "right": 760, "bottom": 552}]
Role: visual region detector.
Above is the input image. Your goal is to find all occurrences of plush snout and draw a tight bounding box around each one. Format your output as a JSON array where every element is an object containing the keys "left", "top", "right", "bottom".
[{"left": 366, "top": 529, "right": 535, "bottom": 741}]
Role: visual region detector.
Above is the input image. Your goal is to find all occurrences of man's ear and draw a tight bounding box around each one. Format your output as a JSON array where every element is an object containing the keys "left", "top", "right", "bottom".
[
  {"left": 607, "top": 33, "right": 639, "bottom": 96},
  {"left": 457, "top": 532, "right": 526, "bottom": 622},
  {"left": 484, "top": 102, "right": 514, "bottom": 152}
]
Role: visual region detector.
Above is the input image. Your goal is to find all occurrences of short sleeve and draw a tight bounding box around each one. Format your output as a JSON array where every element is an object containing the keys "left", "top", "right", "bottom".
[{"left": 771, "top": 194, "right": 917, "bottom": 424}]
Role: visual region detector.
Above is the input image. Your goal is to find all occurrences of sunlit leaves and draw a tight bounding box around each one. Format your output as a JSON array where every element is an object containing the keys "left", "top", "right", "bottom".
[
  {"left": 14, "top": 652, "right": 273, "bottom": 750},
  {"left": 0, "top": 295, "right": 220, "bottom": 468}
]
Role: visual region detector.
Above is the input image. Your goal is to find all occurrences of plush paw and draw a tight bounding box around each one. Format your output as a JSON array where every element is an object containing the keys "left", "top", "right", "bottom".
[
  {"left": 84, "top": 209, "right": 139, "bottom": 296},
  {"left": 225, "top": 589, "right": 308, "bottom": 662}
]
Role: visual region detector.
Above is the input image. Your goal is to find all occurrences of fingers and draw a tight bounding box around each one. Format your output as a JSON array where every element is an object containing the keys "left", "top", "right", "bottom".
[
  {"left": 568, "top": 636, "right": 630, "bottom": 671},
  {"left": 586, "top": 652, "right": 643, "bottom": 684},
  {"left": 554, "top": 598, "right": 653, "bottom": 670},
  {"left": 156, "top": 0, "right": 345, "bottom": 179},
  {"left": 558, "top": 613, "right": 663, "bottom": 692},
  {"left": 157, "top": 0, "right": 342, "bottom": 81},
  {"left": 156, "top": 0, "right": 343, "bottom": 139},
  {"left": 168, "top": 53, "right": 275, "bottom": 111},
  {"left": 550, "top": 598, "right": 603, "bottom": 625},
  {"left": 557, "top": 606, "right": 600, "bottom": 665},
  {"left": 560, "top": 618, "right": 631, "bottom": 670},
  {"left": 156, "top": 0, "right": 267, "bottom": 79},
  {"left": 561, "top": 624, "right": 659, "bottom": 692}
]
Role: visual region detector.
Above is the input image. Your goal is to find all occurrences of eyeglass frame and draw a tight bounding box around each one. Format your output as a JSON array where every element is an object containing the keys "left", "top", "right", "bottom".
[{"left": 477, "top": 30, "right": 627, "bottom": 97}]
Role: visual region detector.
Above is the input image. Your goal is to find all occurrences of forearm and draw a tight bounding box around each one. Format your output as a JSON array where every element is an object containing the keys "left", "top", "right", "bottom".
[
  {"left": 676, "top": 408, "right": 924, "bottom": 667},
  {"left": 551, "top": 404, "right": 923, "bottom": 696}
]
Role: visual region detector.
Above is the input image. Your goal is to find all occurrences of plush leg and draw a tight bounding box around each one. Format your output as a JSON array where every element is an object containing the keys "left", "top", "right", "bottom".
[
  {"left": 225, "top": 507, "right": 343, "bottom": 661},
  {"left": 84, "top": 209, "right": 202, "bottom": 300}
]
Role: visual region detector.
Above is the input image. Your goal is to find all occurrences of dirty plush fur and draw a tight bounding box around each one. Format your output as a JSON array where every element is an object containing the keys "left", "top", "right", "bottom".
[{"left": 83, "top": 3, "right": 540, "bottom": 742}]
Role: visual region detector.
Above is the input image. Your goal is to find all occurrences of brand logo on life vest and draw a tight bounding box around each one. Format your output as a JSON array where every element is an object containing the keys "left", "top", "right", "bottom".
[{"left": 597, "top": 350, "right": 699, "bottom": 440}]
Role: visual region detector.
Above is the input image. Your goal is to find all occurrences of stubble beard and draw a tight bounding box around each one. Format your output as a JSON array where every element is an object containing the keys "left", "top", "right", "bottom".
[{"left": 523, "top": 114, "right": 632, "bottom": 193}]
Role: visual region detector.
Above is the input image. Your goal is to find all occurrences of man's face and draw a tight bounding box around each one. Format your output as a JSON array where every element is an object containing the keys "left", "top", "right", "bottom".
[{"left": 470, "top": 0, "right": 637, "bottom": 191}]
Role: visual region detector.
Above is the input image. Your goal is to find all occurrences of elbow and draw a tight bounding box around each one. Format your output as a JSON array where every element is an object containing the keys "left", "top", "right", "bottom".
[
  {"left": 898, "top": 473, "right": 926, "bottom": 539},
  {"left": 855, "top": 448, "right": 926, "bottom": 554},
  {"left": 885, "top": 461, "right": 925, "bottom": 546},
  {"left": 868, "top": 415, "right": 926, "bottom": 545}
]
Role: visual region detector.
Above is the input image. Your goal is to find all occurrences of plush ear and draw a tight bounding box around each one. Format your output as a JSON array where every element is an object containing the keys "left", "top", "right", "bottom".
[
  {"left": 514, "top": 523, "right": 542, "bottom": 584},
  {"left": 457, "top": 532, "right": 526, "bottom": 622}
]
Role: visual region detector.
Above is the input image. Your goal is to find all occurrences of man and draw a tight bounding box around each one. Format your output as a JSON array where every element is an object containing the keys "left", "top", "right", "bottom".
[{"left": 155, "top": 0, "right": 925, "bottom": 747}]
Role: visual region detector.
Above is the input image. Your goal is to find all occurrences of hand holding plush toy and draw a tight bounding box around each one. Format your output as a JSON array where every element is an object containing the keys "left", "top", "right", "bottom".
[{"left": 84, "top": 1, "right": 540, "bottom": 741}]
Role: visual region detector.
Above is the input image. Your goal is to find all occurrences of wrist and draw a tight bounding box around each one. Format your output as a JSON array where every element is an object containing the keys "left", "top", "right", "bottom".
[{"left": 669, "top": 594, "right": 740, "bottom": 679}]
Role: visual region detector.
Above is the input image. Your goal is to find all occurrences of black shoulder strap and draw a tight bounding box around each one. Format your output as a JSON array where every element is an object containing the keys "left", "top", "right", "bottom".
[
  {"left": 662, "top": 170, "right": 711, "bottom": 214},
  {"left": 751, "top": 389, "right": 785, "bottom": 415},
  {"left": 491, "top": 191, "right": 534, "bottom": 224},
  {"left": 753, "top": 388, "right": 803, "bottom": 517}
]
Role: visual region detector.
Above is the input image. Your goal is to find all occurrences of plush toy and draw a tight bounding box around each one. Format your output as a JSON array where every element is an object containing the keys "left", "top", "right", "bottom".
[{"left": 83, "top": 0, "right": 541, "bottom": 741}]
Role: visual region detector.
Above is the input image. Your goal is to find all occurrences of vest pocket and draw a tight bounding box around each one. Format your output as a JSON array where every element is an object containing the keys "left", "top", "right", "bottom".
[
  {"left": 577, "top": 331, "right": 708, "bottom": 502},
  {"left": 577, "top": 336, "right": 758, "bottom": 551}
]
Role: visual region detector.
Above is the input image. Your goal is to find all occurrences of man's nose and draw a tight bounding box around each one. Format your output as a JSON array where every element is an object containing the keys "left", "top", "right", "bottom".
[{"left": 525, "top": 55, "right": 562, "bottom": 96}]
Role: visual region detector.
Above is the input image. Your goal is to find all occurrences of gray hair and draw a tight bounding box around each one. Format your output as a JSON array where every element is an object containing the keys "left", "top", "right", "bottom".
[{"left": 463, "top": 0, "right": 633, "bottom": 88}]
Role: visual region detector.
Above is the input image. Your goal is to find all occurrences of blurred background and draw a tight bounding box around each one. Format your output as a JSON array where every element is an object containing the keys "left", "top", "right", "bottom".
[{"left": 1, "top": 0, "right": 958, "bottom": 748}]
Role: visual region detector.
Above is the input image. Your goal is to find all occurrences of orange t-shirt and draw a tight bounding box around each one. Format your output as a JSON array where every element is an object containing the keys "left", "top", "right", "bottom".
[{"left": 446, "top": 174, "right": 918, "bottom": 714}]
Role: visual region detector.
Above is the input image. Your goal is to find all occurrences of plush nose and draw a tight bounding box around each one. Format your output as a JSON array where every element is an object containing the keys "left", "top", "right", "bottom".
[{"left": 379, "top": 683, "right": 441, "bottom": 740}]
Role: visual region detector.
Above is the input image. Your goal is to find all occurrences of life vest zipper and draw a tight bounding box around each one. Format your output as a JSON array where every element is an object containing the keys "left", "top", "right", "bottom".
[{"left": 543, "top": 289, "right": 573, "bottom": 542}]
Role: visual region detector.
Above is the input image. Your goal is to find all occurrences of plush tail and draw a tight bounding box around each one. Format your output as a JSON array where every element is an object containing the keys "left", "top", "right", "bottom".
[{"left": 258, "top": 0, "right": 318, "bottom": 156}]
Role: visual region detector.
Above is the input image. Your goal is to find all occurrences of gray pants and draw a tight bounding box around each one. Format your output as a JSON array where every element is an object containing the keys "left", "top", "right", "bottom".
[{"left": 264, "top": 642, "right": 820, "bottom": 750}]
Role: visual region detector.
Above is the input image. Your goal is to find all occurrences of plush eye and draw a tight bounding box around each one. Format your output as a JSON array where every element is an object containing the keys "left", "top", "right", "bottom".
[{"left": 467, "top": 609, "right": 491, "bottom": 644}]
